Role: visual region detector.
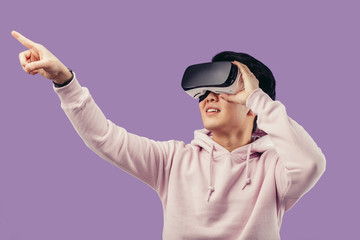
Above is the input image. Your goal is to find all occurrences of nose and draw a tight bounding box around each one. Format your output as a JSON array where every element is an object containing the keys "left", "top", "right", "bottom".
[{"left": 206, "top": 92, "right": 219, "bottom": 102}]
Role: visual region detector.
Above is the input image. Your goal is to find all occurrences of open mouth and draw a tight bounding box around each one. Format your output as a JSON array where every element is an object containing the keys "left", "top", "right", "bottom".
[
  {"left": 205, "top": 107, "right": 221, "bottom": 116},
  {"left": 206, "top": 108, "right": 220, "bottom": 113}
]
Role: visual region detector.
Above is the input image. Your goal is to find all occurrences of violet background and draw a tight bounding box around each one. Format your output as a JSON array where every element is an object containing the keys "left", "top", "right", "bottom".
[{"left": 1, "top": 0, "right": 359, "bottom": 239}]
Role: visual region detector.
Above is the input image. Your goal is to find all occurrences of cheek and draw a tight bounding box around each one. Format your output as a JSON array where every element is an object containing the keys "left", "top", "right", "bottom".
[
  {"left": 224, "top": 106, "right": 247, "bottom": 121},
  {"left": 198, "top": 101, "right": 205, "bottom": 109},
  {"left": 198, "top": 104, "right": 205, "bottom": 119},
  {"left": 199, "top": 102, "right": 206, "bottom": 113}
]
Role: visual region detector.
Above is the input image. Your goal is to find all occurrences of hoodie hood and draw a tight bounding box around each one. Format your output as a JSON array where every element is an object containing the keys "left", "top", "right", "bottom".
[
  {"left": 190, "top": 128, "right": 274, "bottom": 202},
  {"left": 190, "top": 128, "right": 274, "bottom": 156}
]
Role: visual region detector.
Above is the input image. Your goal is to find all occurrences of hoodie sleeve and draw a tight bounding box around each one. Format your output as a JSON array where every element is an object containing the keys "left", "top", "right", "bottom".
[
  {"left": 53, "top": 73, "right": 176, "bottom": 191},
  {"left": 246, "top": 88, "right": 326, "bottom": 211}
]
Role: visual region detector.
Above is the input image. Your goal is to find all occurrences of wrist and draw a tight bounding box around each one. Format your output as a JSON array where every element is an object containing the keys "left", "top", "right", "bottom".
[
  {"left": 53, "top": 69, "right": 73, "bottom": 88},
  {"left": 53, "top": 68, "right": 73, "bottom": 85}
]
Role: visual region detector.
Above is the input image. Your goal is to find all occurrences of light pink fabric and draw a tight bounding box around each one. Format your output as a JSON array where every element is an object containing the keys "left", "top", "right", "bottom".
[{"left": 54, "top": 73, "right": 326, "bottom": 240}]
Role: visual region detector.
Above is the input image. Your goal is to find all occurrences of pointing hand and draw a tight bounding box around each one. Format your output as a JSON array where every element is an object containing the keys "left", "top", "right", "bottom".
[{"left": 12, "top": 31, "right": 72, "bottom": 84}]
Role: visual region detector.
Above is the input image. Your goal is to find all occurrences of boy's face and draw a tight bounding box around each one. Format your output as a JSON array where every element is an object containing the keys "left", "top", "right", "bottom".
[{"left": 198, "top": 91, "right": 254, "bottom": 134}]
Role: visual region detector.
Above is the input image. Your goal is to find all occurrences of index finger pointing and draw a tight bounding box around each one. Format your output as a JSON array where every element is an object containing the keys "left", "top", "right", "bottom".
[{"left": 11, "top": 30, "right": 38, "bottom": 49}]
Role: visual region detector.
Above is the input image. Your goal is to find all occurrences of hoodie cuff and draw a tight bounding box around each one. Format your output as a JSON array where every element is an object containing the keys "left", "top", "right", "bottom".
[
  {"left": 245, "top": 88, "right": 273, "bottom": 114},
  {"left": 52, "top": 72, "right": 85, "bottom": 107}
]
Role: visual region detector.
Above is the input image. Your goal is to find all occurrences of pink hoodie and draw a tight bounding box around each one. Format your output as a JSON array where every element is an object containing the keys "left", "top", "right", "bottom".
[{"left": 54, "top": 73, "right": 326, "bottom": 240}]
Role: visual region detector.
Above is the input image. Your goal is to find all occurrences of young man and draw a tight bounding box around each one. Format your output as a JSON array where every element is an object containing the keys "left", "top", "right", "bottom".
[{"left": 12, "top": 30, "right": 326, "bottom": 240}]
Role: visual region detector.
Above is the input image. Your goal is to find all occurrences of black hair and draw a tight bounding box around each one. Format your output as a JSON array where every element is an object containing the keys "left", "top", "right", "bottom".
[{"left": 212, "top": 51, "right": 276, "bottom": 132}]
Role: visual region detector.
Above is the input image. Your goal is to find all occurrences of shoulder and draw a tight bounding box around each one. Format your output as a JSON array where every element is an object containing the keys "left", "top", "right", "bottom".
[
  {"left": 262, "top": 149, "right": 278, "bottom": 159},
  {"left": 259, "top": 149, "right": 280, "bottom": 171}
]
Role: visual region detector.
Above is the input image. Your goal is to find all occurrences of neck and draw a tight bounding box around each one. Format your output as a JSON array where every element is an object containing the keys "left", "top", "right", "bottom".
[{"left": 212, "top": 127, "right": 253, "bottom": 152}]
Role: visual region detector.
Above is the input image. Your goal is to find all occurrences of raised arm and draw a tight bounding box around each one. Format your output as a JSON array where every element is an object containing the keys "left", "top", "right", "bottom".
[
  {"left": 12, "top": 31, "right": 177, "bottom": 192},
  {"left": 52, "top": 75, "right": 177, "bottom": 190},
  {"left": 220, "top": 61, "right": 326, "bottom": 211}
]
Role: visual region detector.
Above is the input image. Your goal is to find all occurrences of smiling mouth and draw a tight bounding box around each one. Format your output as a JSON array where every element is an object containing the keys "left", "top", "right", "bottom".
[
  {"left": 205, "top": 107, "right": 221, "bottom": 116},
  {"left": 206, "top": 108, "right": 220, "bottom": 113}
]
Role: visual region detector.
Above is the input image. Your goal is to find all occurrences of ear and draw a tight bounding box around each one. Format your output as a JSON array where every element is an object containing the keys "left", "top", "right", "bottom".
[{"left": 247, "top": 109, "right": 256, "bottom": 117}]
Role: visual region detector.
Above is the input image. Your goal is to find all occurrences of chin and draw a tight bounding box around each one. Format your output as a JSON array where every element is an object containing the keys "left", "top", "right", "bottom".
[
  {"left": 203, "top": 122, "right": 223, "bottom": 132},
  {"left": 201, "top": 115, "right": 226, "bottom": 132}
]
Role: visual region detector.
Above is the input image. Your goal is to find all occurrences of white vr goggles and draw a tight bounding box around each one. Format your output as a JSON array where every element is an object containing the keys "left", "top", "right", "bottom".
[{"left": 181, "top": 61, "right": 242, "bottom": 102}]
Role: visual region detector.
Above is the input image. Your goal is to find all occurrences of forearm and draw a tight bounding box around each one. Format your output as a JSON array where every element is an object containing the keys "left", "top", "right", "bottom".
[
  {"left": 53, "top": 73, "right": 170, "bottom": 189},
  {"left": 246, "top": 88, "right": 326, "bottom": 199},
  {"left": 53, "top": 72, "right": 109, "bottom": 149}
]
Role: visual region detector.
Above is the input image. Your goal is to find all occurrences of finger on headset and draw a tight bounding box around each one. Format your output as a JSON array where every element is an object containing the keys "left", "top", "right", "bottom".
[{"left": 232, "top": 61, "right": 252, "bottom": 76}]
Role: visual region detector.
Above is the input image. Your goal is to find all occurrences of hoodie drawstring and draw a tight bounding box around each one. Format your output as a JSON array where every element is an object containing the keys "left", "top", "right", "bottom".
[
  {"left": 207, "top": 146, "right": 215, "bottom": 202},
  {"left": 207, "top": 143, "right": 252, "bottom": 201},
  {"left": 242, "top": 144, "right": 252, "bottom": 190}
]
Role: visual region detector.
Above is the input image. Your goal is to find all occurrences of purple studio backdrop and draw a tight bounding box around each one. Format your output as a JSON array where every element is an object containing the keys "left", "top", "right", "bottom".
[{"left": 1, "top": 0, "right": 359, "bottom": 239}]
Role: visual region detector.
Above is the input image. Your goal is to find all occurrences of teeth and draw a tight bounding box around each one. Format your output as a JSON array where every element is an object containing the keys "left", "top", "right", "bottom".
[{"left": 207, "top": 109, "right": 219, "bottom": 113}]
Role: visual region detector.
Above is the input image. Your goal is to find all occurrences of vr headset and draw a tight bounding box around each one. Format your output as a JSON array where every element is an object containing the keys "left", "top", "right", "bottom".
[{"left": 181, "top": 61, "right": 242, "bottom": 102}]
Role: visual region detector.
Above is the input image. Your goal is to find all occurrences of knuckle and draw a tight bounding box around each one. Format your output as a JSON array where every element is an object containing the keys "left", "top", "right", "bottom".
[
  {"left": 43, "top": 59, "right": 51, "bottom": 67},
  {"left": 36, "top": 43, "right": 45, "bottom": 49},
  {"left": 19, "top": 51, "right": 26, "bottom": 59}
]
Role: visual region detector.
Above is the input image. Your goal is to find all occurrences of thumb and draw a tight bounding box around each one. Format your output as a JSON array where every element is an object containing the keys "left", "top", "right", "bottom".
[
  {"left": 219, "top": 93, "right": 238, "bottom": 103},
  {"left": 220, "top": 92, "right": 247, "bottom": 105},
  {"left": 25, "top": 60, "right": 48, "bottom": 72}
]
